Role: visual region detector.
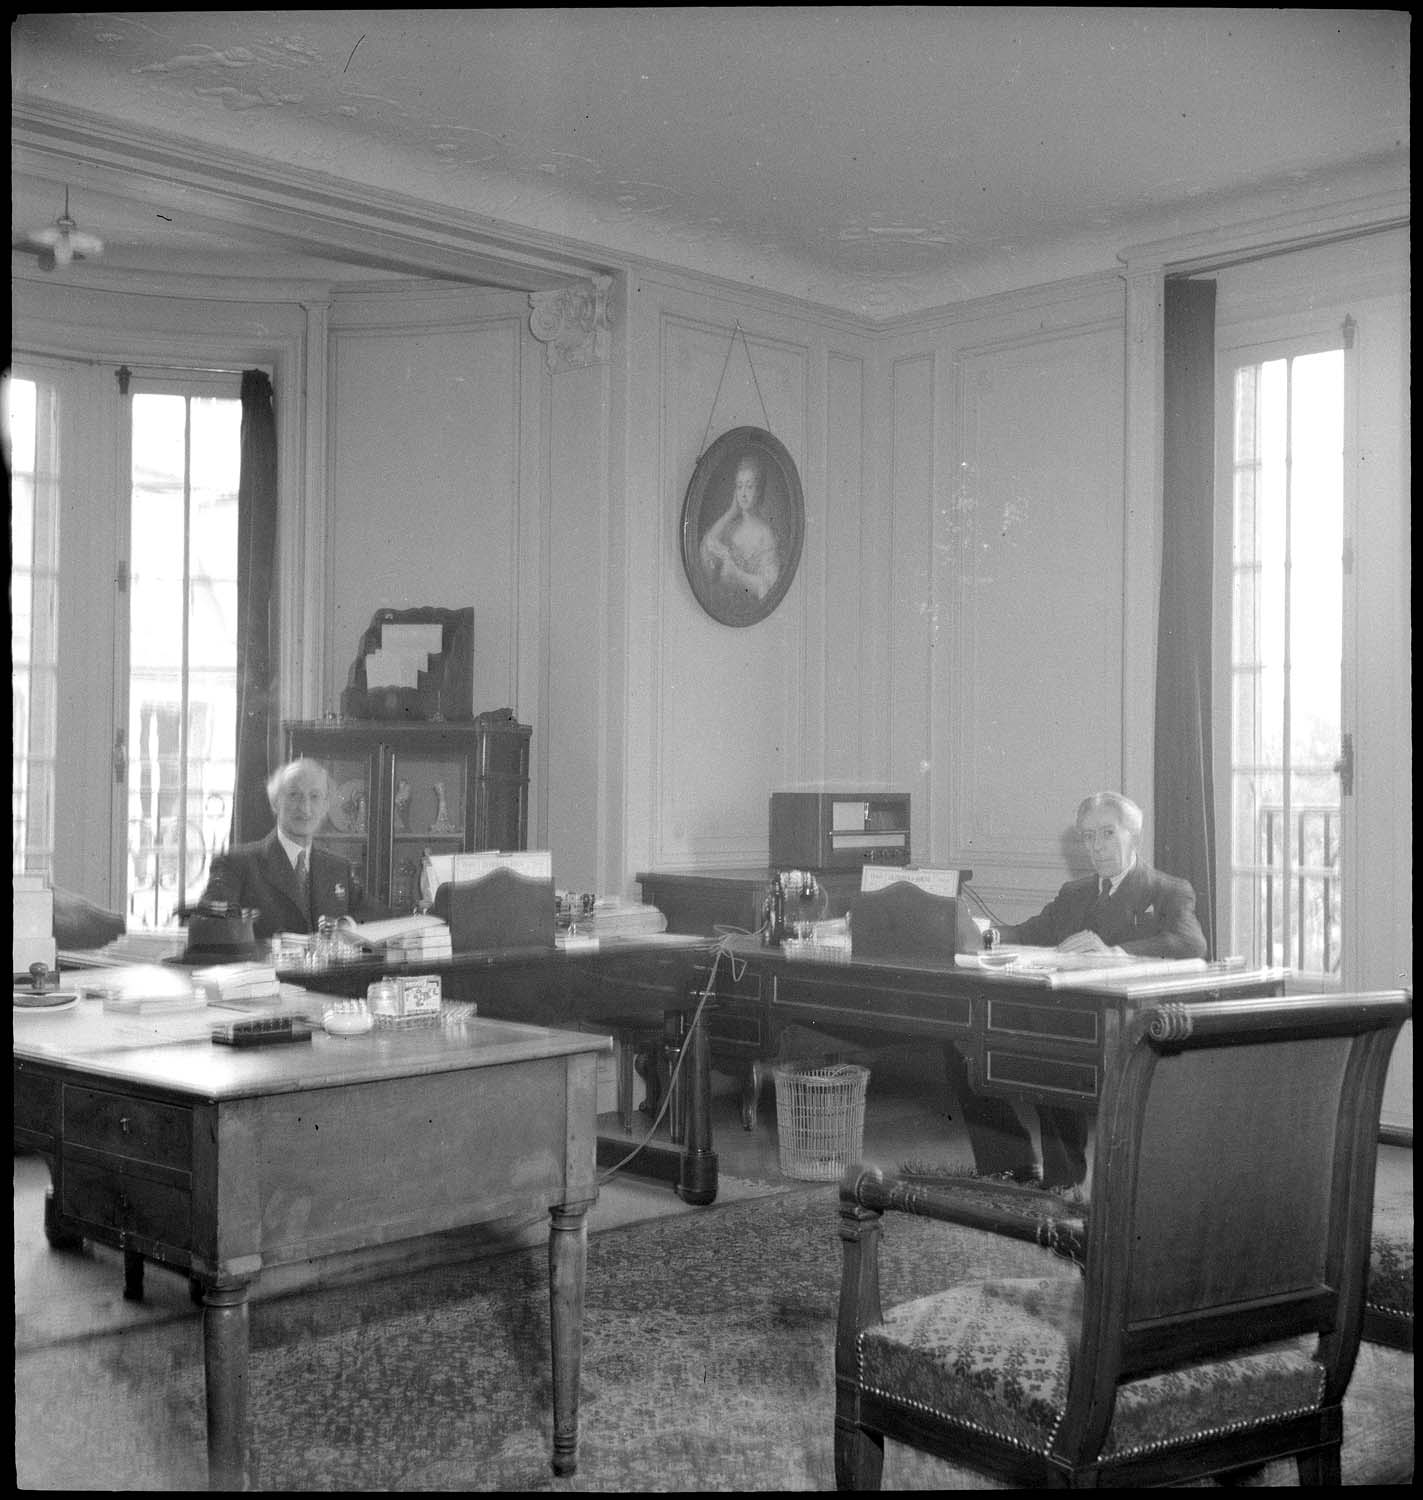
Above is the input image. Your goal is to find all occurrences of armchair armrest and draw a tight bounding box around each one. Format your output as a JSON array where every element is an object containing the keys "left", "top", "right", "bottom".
[
  {"left": 835, "top": 1164, "right": 1088, "bottom": 1364},
  {"left": 841, "top": 1163, "right": 1088, "bottom": 1268}
]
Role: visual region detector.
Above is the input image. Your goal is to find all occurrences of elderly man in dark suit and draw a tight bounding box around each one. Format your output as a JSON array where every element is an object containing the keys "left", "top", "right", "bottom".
[
  {"left": 200, "top": 758, "right": 385, "bottom": 939},
  {"left": 948, "top": 790, "right": 1207, "bottom": 1188}
]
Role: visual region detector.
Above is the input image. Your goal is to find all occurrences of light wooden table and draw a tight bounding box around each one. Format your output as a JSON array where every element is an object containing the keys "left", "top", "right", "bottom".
[{"left": 13, "top": 1002, "right": 608, "bottom": 1488}]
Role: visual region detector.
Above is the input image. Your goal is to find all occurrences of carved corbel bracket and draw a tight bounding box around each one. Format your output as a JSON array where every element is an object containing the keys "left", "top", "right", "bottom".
[{"left": 529, "top": 273, "right": 613, "bottom": 373}]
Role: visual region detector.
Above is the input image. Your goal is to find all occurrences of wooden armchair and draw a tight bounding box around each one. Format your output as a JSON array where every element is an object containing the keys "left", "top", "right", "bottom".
[{"left": 835, "top": 989, "right": 1411, "bottom": 1488}]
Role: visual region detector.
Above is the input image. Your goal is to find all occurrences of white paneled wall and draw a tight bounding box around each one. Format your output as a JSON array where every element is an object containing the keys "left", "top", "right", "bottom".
[
  {"left": 327, "top": 293, "right": 529, "bottom": 717},
  {"left": 879, "top": 280, "right": 1128, "bottom": 922}
]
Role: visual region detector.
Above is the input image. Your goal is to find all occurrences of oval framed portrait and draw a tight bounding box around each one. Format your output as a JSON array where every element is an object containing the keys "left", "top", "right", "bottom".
[{"left": 680, "top": 426, "right": 805, "bottom": 627}]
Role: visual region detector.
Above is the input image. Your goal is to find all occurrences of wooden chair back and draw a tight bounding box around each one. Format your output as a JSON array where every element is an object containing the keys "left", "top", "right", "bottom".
[{"left": 1060, "top": 991, "right": 1409, "bottom": 1462}]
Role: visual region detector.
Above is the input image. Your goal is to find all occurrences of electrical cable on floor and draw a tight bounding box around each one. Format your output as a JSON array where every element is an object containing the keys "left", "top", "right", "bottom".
[{"left": 596, "top": 932, "right": 747, "bottom": 1185}]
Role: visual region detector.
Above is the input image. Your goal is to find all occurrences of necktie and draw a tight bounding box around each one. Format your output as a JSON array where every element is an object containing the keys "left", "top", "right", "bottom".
[
  {"left": 1100, "top": 877, "right": 1112, "bottom": 899},
  {"left": 295, "top": 848, "right": 310, "bottom": 904}
]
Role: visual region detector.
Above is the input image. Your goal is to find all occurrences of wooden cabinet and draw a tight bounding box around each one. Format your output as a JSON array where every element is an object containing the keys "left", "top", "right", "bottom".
[{"left": 284, "top": 716, "right": 531, "bottom": 911}]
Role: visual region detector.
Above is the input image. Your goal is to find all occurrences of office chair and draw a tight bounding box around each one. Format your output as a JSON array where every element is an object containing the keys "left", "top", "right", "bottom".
[{"left": 835, "top": 989, "right": 1410, "bottom": 1488}]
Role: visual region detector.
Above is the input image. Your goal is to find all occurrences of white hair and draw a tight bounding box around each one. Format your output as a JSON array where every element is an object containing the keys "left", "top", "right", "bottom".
[
  {"left": 1075, "top": 790, "right": 1143, "bottom": 838},
  {"left": 266, "top": 758, "right": 330, "bottom": 811}
]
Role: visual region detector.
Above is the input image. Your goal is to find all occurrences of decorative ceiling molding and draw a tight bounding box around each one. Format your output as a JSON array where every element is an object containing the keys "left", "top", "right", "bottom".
[
  {"left": 1116, "top": 185, "right": 1410, "bottom": 278},
  {"left": 528, "top": 275, "right": 613, "bottom": 374},
  {"left": 12, "top": 97, "right": 615, "bottom": 295}
]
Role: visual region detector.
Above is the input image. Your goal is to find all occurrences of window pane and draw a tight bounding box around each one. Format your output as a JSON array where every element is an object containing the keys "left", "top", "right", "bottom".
[
  {"left": 7, "top": 374, "right": 59, "bottom": 877},
  {"left": 1225, "top": 349, "right": 1345, "bottom": 980},
  {"left": 126, "top": 390, "right": 240, "bottom": 927}
]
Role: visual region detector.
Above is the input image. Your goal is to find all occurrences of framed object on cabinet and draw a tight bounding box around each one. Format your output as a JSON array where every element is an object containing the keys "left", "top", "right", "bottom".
[{"left": 680, "top": 426, "right": 804, "bottom": 628}]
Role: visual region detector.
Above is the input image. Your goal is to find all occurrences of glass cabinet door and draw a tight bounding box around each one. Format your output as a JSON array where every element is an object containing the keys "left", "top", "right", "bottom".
[
  {"left": 313, "top": 750, "right": 376, "bottom": 897},
  {"left": 388, "top": 750, "right": 468, "bottom": 911}
]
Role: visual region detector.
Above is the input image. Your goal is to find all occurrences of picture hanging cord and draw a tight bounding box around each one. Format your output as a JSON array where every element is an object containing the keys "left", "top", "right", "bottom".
[{"left": 698, "top": 321, "right": 773, "bottom": 458}]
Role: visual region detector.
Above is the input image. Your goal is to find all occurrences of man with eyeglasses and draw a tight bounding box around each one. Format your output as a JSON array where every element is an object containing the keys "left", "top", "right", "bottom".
[{"left": 948, "top": 790, "right": 1206, "bottom": 1188}]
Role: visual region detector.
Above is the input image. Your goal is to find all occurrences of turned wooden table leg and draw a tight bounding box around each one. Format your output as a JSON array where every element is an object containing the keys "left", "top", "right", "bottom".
[
  {"left": 202, "top": 1280, "right": 252, "bottom": 1491},
  {"left": 547, "top": 1201, "right": 590, "bottom": 1477}
]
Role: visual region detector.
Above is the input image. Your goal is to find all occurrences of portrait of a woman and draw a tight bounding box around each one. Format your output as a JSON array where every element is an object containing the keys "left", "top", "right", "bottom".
[
  {"left": 699, "top": 452, "right": 781, "bottom": 605},
  {"left": 681, "top": 426, "right": 804, "bottom": 627}
]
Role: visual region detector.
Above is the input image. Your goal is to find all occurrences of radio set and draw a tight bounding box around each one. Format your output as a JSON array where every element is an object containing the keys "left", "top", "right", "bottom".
[{"left": 769, "top": 791, "right": 910, "bottom": 871}]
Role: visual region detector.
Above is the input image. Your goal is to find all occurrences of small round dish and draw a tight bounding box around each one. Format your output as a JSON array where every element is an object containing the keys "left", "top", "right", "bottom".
[
  {"left": 323, "top": 1004, "right": 375, "bottom": 1037},
  {"left": 14, "top": 990, "right": 79, "bottom": 1012}
]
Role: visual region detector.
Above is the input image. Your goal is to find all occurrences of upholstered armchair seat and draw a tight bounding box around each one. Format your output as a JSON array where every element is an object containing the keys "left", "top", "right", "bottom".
[
  {"left": 1364, "top": 1169, "right": 1414, "bottom": 1350},
  {"left": 857, "top": 1276, "right": 1324, "bottom": 1468}
]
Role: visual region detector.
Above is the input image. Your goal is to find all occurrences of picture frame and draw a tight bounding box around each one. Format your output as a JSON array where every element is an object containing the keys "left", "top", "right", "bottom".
[{"left": 680, "top": 426, "right": 805, "bottom": 627}]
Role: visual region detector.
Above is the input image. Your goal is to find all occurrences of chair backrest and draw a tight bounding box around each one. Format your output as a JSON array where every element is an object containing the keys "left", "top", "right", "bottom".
[
  {"left": 1062, "top": 990, "right": 1410, "bottom": 1456},
  {"left": 847, "top": 880, "right": 980, "bottom": 960}
]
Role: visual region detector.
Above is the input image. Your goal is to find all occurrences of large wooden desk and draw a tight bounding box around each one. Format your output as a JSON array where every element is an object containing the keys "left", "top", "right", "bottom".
[
  {"left": 13, "top": 1004, "right": 607, "bottom": 1489},
  {"left": 718, "top": 937, "right": 1288, "bottom": 1122},
  {"left": 280, "top": 935, "right": 722, "bottom": 1206}
]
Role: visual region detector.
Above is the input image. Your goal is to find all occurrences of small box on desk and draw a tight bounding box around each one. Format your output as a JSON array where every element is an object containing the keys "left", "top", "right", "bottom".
[
  {"left": 368, "top": 973, "right": 444, "bottom": 1029},
  {"left": 431, "top": 866, "right": 556, "bottom": 954}
]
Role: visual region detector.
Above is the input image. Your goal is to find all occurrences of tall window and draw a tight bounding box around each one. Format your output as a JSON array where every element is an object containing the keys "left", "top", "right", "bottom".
[
  {"left": 1224, "top": 347, "right": 1345, "bottom": 980},
  {"left": 7, "top": 374, "right": 60, "bottom": 877},
  {"left": 125, "top": 385, "right": 242, "bottom": 927}
]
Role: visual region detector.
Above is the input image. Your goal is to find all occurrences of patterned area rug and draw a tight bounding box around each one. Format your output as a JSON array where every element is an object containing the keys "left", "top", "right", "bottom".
[{"left": 16, "top": 1184, "right": 1414, "bottom": 1491}]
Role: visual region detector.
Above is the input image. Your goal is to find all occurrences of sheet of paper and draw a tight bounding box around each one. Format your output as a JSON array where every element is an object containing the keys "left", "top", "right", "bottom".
[
  {"left": 422, "top": 849, "right": 554, "bottom": 903},
  {"left": 381, "top": 622, "right": 445, "bottom": 655},
  {"left": 364, "top": 649, "right": 427, "bottom": 688},
  {"left": 859, "top": 865, "right": 963, "bottom": 897}
]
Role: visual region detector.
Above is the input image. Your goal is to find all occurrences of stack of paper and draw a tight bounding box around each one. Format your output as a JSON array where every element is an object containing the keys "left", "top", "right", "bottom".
[
  {"left": 191, "top": 962, "right": 281, "bottom": 1004},
  {"left": 99, "top": 929, "right": 187, "bottom": 964},
  {"left": 89, "top": 963, "right": 204, "bottom": 1014},
  {"left": 386, "top": 924, "right": 454, "bottom": 961},
  {"left": 585, "top": 899, "right": 668, "bottom": 939}
]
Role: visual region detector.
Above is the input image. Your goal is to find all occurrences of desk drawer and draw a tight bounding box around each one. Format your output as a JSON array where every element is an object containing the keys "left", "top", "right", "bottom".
[
  {"left": 985, "top": 997, "right": 1100, "bottom": 1045},
  {"left": 13, "top": 1064, "right": 60, "bottom": 1152},
  {"left": 63, "top": 1085, "right": 193, "bottom": 1170},
  {"left": 773, "top": 973, "right": 973, "bottom": 1032},
  {"left": 985, "top": 1047, "right": 1100, "bottom": 1103},
  {"left": 60, "top": 1158, "right": 193, "bottom": 1248}
]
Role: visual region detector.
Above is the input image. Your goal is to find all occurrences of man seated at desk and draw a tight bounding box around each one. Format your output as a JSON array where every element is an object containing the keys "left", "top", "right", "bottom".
[
  {"left": 200, "top": 758, "right": 386, "bottom": 939},
  {"left": 948, "top": 789, "right": 1207, "bottom": 1189}
]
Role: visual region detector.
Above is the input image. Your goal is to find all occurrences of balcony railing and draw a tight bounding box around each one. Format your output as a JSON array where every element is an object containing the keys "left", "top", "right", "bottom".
[{"left": 1243, "top": 804, "right": 1342, "bottom": 978}]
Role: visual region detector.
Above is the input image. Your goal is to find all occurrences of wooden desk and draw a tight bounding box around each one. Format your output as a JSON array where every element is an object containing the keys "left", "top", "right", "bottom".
[
  {"left": 13, "top": 1006, "right": 606, "bottom": 1488},
  {"left": 283, "top": 936, "right": 722, "bottom": 1206},
  {"left": 720, "top": 937, "right": 1288, "bottom": 1121}
]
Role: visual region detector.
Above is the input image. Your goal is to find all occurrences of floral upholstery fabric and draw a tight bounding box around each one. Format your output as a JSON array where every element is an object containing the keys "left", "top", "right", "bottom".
[
  {"left": 1367, "top": 1184, "right": 1414, "bottom": 1325},
  {"left": 856, "top": 1276, "right": 1325, "bottom": 1464}
]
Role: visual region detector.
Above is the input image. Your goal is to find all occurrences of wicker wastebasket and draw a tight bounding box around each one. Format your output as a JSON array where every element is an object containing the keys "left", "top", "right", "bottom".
[{"left": 772, "top": 1062, "right": 870, "bottom": 1181}]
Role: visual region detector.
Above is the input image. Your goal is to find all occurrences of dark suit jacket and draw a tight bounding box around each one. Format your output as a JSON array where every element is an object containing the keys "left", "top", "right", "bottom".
[
  {"left": 998, "top": 860, "right": 1207, "bottom": 959},
  {"left": 201, "top": 831, "right": 384, "bottom": 939}
]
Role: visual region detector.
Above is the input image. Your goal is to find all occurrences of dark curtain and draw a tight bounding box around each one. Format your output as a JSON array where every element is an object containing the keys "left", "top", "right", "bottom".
[
  {"left": 231, "top": 369, "right": 279, "bottom": 847},
  {"left": 1154, "top": 278, "right": 1218, "bottom": 956}
]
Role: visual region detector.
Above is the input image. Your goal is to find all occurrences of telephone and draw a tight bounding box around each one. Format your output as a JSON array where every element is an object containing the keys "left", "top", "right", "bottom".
[{"left": 761, "top": 869, "right": 830, "bottom": 946}]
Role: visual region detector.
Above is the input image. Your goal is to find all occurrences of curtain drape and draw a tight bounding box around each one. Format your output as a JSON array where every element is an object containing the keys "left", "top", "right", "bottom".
[
  {"left": 1154, "top": 278, "right": 1218, "bottom": 957},
  {"left": 231, "top": 369, "right": 279, "bottom": 847}
]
